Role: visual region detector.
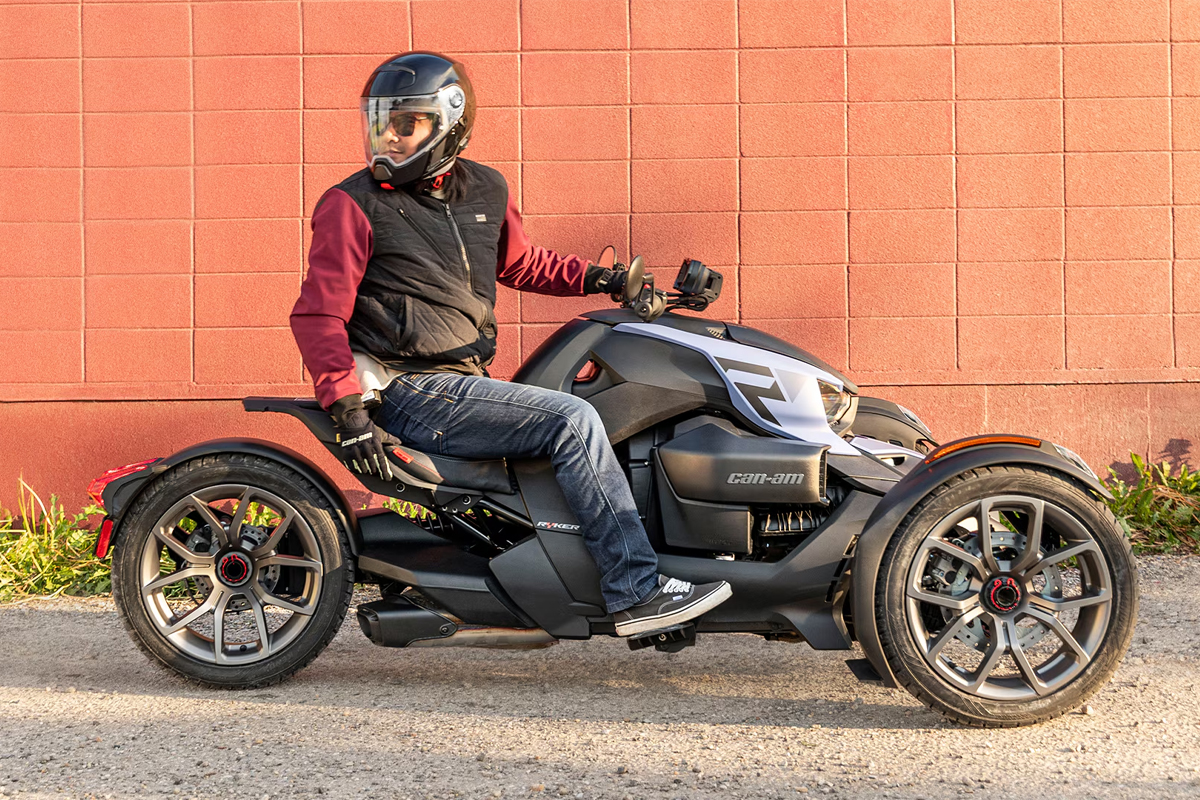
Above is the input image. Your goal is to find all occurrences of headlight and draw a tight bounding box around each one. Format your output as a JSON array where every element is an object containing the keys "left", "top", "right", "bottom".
[{"left": 818, "top": 380, "right": 851, "bottom": 424}]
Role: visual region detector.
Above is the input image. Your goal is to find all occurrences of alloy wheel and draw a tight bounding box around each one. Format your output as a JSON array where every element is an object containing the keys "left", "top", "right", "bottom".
[
  {"left": 905, "top": 495, "right": 1113, "bottom": 701},
  {"left": 138, "top": 484, "right": 323, "bottom": 666}
]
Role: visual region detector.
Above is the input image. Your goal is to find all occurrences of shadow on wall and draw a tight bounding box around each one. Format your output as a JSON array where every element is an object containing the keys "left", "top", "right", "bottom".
[{"left": 1106, "top": 437, "right": 1194, "bottom": 483}]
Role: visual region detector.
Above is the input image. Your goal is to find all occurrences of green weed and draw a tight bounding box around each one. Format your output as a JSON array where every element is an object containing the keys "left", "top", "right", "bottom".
[
  {"left": 1106, "top": 453, "right": 1200, "bottom": 555},
  {"left": 0, "top": 480, "right": 109, "bottom": 603}
]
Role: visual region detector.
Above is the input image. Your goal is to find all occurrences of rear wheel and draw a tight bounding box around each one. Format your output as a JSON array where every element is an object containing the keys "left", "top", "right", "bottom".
[
  {"left": 875, "top": 465, "right": 1137, "bottom": 727},
  {"left": 111, "top": 454, "right": 354, "bottom": 688}
]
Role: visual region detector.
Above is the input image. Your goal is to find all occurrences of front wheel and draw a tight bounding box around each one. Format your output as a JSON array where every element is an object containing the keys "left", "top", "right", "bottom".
[
  {"left": 111, "top": 454, "right": 354, "bottom": 688},
  {"left": 875, "top": 465, "right": 1138, "bottom": 727}
]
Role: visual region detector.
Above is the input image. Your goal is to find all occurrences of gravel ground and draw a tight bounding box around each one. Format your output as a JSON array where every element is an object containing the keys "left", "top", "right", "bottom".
[{"left": 1, "top": 555, "right": 1198, "bottom": 800}]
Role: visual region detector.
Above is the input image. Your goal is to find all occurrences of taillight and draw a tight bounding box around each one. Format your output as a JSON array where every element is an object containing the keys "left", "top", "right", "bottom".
[
  {"left": 87, "top": 458, "right": 158, "bottom": 506},
  {"left": 94, "top": 518, "right": 115, "bottom": 559}
]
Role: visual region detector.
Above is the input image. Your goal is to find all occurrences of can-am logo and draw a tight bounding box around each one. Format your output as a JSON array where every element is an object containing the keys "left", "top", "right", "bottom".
[
  {"left": 727, "top": 472, "right": 806, "bottom": 486},
  {"left": 536, "top": 521, "right": 581, "bottom": 530}
]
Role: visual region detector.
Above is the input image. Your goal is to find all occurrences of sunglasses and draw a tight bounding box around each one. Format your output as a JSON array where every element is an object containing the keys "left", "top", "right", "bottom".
[{"left": 387, "top": 112, "right": 434, "bottom": 137}]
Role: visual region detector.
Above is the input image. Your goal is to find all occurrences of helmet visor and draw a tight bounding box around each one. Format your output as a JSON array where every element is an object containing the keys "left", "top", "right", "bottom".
[{"left": 361, "top": 85, "right": 466, "bottom": 173}]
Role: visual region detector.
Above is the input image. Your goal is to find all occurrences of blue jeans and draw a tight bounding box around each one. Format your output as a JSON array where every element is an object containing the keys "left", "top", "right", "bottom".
[{"left": 374, "top": 372, "right": 660, "bottom": 612}]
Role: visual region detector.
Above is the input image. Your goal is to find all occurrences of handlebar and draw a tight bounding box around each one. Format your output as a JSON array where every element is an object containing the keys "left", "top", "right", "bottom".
[{"left": 611, "top": 256, "right": 723, "bottom": 322}]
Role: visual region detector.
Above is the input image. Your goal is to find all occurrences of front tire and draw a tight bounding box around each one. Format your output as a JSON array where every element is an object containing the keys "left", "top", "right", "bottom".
[
  {"left": 875, "top": 465, "right": 1137, "bottom": 727},
  {"left": 111, "top": 454, "right": 354, "bottom": 688}
]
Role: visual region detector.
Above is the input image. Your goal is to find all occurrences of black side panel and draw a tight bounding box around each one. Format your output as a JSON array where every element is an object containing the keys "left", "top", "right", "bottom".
[
  {"left": 724, "top": 324, "right": 858, "bottom": 394},
  {"left": 827, "top": 452, "right": 903, "bottom": 495},
  {"left": 510, "top": 318, "right": 611, "bottom": 391},
  {"left": 513, "top": 458, "right": 579, "bottom": 529},
  {"left": 655, "top": 461, "right": 753, "bottom": 553},
  {"left": 358, "top": 508, "right": 448, "bottom": 547},
  {"left": 657, "top": 424, "right": 828, "bottom": 504},
  {"left": 490, "top": 539, "right": 592, "bottom": 638},
  {"left": 589, "top": 333, "right": 730, "bottom": 405},
  {"left": 357, "top": 541, "right": 530, "bottom": 628},
  {"left": 536, "top": 531, "right": 606, "bottom": 610},
  {"left": 108, "top": 437, "right": 361, "bottom": 555},
  {"left": 654, "top": 490, "right": 877, "bottom": 648},
  {"left": 850, "top": 441, "right": 1116, "bottom": 689},
  {"left": 586, "top": 382, "right": 706, "bottom": 444}
]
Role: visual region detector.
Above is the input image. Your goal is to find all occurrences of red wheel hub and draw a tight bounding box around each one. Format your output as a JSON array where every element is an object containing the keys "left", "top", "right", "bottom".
[
  {"left": 983, "top": 575, "right": 1022, "bottom": 613},
  {"left": 217, "top": 551, "right": 252, "bottom": 587}
]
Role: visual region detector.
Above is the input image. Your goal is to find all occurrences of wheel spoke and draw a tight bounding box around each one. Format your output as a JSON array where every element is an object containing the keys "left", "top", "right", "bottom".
[
  {"left": 256, "top": 554, "right": 321, "bottom": 572},
  {"left": 907, "top": 584, "right": 981, "bottom": 613},
  {"left": 164, "top": 590, "right": 219, "bottom": 635},
  {"left": 253, "top": 583, "right": 314, "bottom": 616},
  {"left": 1024, "top": 607, "right": 1091, "bottom": 666},
  {"left": 227, "top": 487, "right": 255, "bottom": 544},
  {"left": 926, "top": 539, "right": 987, "bottom": 578},
  {"left": 142, "top": 566, "right": 209, "bottom": 596},
  {"left": 966, "top": 613, "right": 1009, "bottom": 693},
  {"left": 1032, "top": 540, "right": 1102, "bottom": 572},
  {"left": 152, "top": 525, "right": 213, "bottom": 566},
  {"left": 249, "top": 509, "right": 296, "bottom": 558},
  {"left": 211, "top": 590, "right": 235, "bottom": 665},
  {"left": 1009, "top": 499, "right": 1045, "bottom": 573},
  {"left": 1029, "top": 587, "right": 1111, "bottom": 613},
  {"left": 247, "top": 591, "right": 272, "bottom": 658},
  {"left": 190, "top": 495, "right": 231, "bottom": 548},
  {"left": 1005, "top": 619, "right": 1052, "bottom": 697},
  {"left": 976, "top": 499, "right": 1001, "bottom": 575},
  {"left": 927, "top": 605, "right": 985, "bottom": 659}
]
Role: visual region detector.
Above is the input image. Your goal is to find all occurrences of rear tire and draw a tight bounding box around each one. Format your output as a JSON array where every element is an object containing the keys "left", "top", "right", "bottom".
[
  {"left": 111, "top": 453, "right": 354, "bottom": 689},
  {"left": 875, "top": 465, "right": 1137, "bottom": 727}
]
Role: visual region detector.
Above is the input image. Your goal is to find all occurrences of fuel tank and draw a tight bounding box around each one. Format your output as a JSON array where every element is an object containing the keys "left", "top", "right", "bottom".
[{"left": 512, "top": 309, "right": 858, "bottom": 454}]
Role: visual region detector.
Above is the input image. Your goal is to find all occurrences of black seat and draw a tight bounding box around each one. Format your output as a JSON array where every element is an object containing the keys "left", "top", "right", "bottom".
[
  {"left": 243, "top": 396, "right": 514, "bottom": 494},
  {"left": 417, "top": 452, "right": 513, "bottom": 493}
]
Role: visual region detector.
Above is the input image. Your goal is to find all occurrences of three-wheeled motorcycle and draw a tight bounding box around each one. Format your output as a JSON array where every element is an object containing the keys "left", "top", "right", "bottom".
[{"left": 94, "top": 254, "right": 1136, "bottom": 727}]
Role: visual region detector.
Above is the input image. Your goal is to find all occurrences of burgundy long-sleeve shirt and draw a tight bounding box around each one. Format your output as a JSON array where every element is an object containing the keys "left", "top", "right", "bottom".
[{"left": 290, "top": 187, "right": 590, "bottom": 409}]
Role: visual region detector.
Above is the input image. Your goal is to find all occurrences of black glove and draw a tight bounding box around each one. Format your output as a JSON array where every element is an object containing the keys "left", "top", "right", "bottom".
[
  {"left": 583, "top": 264, "right": 628, "bottom": 302},
  {"left": 330, "top": 394, "right": 396, "bottom": 480}
]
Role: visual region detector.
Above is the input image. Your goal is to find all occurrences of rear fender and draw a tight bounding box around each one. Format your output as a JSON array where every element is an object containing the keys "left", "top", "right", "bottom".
[
  {"left": 849, "top": 438, "right": 1111, "bottom": 688},
  {"left": 102, "top": 438, "right": 362, "bottom": 556}
]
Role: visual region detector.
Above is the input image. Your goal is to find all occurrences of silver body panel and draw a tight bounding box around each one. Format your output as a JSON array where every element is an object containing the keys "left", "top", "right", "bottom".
[{"left": 614, "top": 323, "right": 858, "bottom": 455}]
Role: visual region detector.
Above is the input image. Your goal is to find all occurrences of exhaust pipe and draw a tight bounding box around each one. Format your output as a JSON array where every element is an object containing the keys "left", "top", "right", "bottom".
[
  {"left": 357, "top": 595, "right": 556, "bottom": 649},
  {"left": 409, "top": 627, "right": 556, "bottom": 649}
]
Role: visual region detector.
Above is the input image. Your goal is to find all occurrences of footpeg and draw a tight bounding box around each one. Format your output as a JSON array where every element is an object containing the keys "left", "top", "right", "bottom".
[{"left": 627, "top": 623, "right": 696, "bottom": 653}]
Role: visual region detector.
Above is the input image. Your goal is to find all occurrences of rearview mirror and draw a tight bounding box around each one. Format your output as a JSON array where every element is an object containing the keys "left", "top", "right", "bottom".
[{"left": 596, "top": 245, "right": 616, "bottom": 270}]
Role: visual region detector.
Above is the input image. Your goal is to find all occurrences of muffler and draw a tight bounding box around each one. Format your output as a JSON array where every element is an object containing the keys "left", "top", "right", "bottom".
[{"left": 357, "top": 595, "right": 556, "bottom": 649}]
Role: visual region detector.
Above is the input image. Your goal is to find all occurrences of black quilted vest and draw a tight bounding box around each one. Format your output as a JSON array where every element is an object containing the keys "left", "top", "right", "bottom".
[{"left": 326, "top": 160, "right": 509, "bottom": 375}]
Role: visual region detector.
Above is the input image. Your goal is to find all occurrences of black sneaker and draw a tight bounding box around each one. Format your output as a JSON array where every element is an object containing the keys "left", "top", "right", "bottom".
[{"left": 613, "top": 575, "right": 732, "bottom": 638}]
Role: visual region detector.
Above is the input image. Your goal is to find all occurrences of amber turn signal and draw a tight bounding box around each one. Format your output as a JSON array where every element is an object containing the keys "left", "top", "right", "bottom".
[{"left": 924, "top": 435, "right": 1042, "bottom": 463}]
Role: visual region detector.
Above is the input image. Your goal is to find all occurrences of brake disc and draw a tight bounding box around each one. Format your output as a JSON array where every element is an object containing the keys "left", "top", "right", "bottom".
[
  {"left": 933, "top": 530, "right": 1061, "bottom": 653},
  {"left": 179, "top": 522, "right": 280, "bottom": 613}
]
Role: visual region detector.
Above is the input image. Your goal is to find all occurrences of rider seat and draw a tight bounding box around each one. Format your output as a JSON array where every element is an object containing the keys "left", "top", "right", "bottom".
[{"left": 243, "top": 397, "right": 514, "bottom": 494}]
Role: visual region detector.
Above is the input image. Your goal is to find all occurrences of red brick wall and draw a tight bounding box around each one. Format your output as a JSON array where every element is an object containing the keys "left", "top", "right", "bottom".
[{"left": 1, "top": 0, "right": 1198, "bottom": 510}]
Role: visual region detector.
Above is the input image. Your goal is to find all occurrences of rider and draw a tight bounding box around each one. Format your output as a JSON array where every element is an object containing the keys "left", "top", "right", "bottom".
[{"left": 289, "top": 51, "right": 731, "bottom": 637}]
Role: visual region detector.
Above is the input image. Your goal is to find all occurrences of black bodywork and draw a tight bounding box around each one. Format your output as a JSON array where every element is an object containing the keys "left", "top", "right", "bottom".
[{"left": 100, "top": 310, "right": 1111, "bottom": 686}]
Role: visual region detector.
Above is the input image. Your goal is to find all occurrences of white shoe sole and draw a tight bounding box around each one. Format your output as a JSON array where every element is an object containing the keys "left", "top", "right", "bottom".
[{"left": 613, "top": 582, "right": 733, "bottom": 638}]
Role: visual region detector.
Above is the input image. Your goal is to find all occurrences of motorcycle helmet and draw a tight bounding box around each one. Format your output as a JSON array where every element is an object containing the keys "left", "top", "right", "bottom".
[{"left": 360, "top": 52, "right": 476, "bottom": 185}]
